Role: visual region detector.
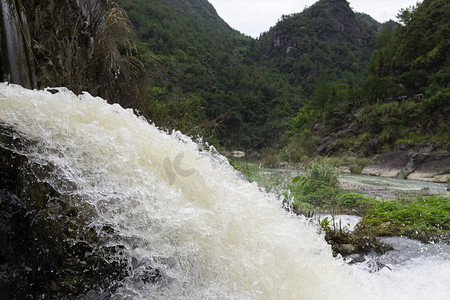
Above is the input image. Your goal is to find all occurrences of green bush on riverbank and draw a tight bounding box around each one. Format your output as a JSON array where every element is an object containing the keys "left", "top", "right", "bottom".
[
  {"left": 290, "top": 159, "right": 340, "bottom": 210},
  {"left": 360, "top": 196, "right": 450, "bottom": 232},
  {"left": 336, "top": 193, "right": 375, "bottom": 209}
]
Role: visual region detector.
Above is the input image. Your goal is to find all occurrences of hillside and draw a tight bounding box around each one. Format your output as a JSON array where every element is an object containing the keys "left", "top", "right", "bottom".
[
  {"left": 280, "top": 0, "right": 449, "bottom": 163},
  {"left": 116, "top": 0, "right": 280, "bottom": 148},
  {"left": 367, "top": 0, "right": 450, "bottom": 96},
  {"left": 116, "top": 0, "right": 381, "bottom": 150}
]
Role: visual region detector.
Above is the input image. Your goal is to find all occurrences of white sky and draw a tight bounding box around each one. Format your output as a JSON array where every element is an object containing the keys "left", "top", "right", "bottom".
[{"left": 208, "top": 0, "right": 420, "bottom": 37}]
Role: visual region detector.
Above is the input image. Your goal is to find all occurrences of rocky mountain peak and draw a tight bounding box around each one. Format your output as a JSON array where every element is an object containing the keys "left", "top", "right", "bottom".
[{"left": 266, "top": 0, "right": 374, "bottom": 56}]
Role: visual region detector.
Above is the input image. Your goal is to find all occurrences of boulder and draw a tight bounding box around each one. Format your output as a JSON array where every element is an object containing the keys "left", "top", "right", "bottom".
[
  {"left": 317, "top": 140, "right": 336, "bottom": 155},
  {"left": 318, "top": 136, "right": 336, "bottom": 155},
  {"left": 407, "top": 153, "right": 450, "bottom": 182},
  {"left": 362, "top": 151, "right": 450, "bottom": 183},
  {"left": 362, "top": 151, "right": 412, "bottom": 178},
  {"left": 312, "top": 122, "right": 324, "bottom": 133}
]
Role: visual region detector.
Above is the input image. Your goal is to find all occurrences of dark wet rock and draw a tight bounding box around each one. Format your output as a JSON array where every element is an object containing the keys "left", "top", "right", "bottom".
[
  {"left": 344, "top": 253, "right": 366, "bottom": 264},
  {"left": 324, "top": 227, "right": 393, "bottom": 257},
  {"left": 365, "top": 258, "right": 392, "bottom": 273},
  {"left": 1, "top": 0, "right": 142, "bottom": 108},
  {"left": 0, "top": 127, "right": 133, "bottom": 299},
  {"left": 337, "top": 243, "right": 358, "bottom": 255}
]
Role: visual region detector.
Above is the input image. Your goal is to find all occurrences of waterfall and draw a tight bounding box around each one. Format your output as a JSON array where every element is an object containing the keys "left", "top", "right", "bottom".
[
  {"left": 0, "top": 83, "right": 449, "bottom": 299},
  {"left": 0, "top": 0, "right": 33, "bottom": 88}
]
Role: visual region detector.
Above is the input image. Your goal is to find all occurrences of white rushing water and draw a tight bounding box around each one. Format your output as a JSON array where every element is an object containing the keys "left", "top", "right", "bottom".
[{"left": 1, "top": 83, "right": 449, "bottom": 299}]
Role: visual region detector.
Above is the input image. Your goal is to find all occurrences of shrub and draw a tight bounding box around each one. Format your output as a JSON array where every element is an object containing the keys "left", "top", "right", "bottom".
[
  {"left": 259, "top": 148, "right": 279, "bottom": 168},
  {"left": 284, "top": 130, "right": 321, "bottom": 162},
  {"left": 337, "top": 193, "right": 375, "bottom": 209},
  {"left": 231, "top": 160, "right": 261, "bottom": 183},
  {"left": 303, "top": 159, "right": 340, "bottom": 188},
  {"left": 349, "top": 164, "right": 363, "bottom": 174},
  {"left": 363, "top": 196, "right": 450, "bottom": 231},
  {"left": 292, "top": 159, "right": 340, "bottom": 208}
]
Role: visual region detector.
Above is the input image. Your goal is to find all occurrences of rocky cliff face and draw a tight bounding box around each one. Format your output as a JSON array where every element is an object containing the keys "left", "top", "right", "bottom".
[
  {"left": 263, "top": 0, "right": 375, "bottom": 57},
  {"left": 0, "top": 0, "right": 143, "bottom": 106},
  {"left": 0, "top": 0, "right": 34, "bottom": 87}
]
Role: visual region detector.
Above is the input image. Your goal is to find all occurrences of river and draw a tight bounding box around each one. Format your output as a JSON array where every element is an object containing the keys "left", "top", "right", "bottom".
[
  {"left": 261, "top": 168, "right": 450, "bottom": 199},
  {"left": 0, "top": 83, "right": 449, "bottom": 299}
]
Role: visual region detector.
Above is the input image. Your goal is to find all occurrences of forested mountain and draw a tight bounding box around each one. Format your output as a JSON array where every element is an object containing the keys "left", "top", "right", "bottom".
[
  {"left": 110, "top": 0, "right": 449, "bottom": 158},
  {"left": 255, "top": 0, "right": 377, "bottom": 95},
  {"left": 116, "top": 0, "right": 382, "bottom": 150}
]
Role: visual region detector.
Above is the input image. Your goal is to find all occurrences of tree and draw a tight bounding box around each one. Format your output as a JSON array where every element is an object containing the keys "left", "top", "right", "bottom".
[{"left": 312, "top": 74, "right": 332, "bottom": 111}]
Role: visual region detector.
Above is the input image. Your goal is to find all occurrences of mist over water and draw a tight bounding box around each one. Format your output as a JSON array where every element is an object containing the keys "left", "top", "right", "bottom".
[{"left": 1, "top": 83, "right": 448, "bottom": 299}]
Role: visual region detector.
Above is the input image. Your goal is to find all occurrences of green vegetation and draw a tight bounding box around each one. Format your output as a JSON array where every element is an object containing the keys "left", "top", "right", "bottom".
[
  {"left": 337, "top": 193, "right": 375, "bottom": 209},
  {"left": 228, "top": 155, "right": 450, "bottom": 248},
  {"left": 326, "top": 156, "right": 372, "bottom": 174},
  {"left": 289, "top": 159, "right": 340, "bottom": 211},
  {"left": 361, "top": 196, "right": 450, "bottom": 231},
  {"left": 357, "top": 196, "right": 450, "bottom": 241},
  {"left": 115, "top": 0, "right": 301, "bottom": 148},
  {"left": 114, "top": 0, "right": 450, "bottom": 245},
  {"left": 21, "top": 0, "right": 144, "bottom": 107},
  {"left": 230, "top": 159, "right": 285, "bottom": 191},
  {"left": 276, "top": 0, "right": 449, "bottom": 158},
  {"left": 288, "top": 159, "right": 378, "bottom": 214},
  {"left": 255, "top": 0, "right": 376, "bottom": 95},
  {"left": 114, "top": 0, "right": 377, "bottom": 150},
  {"left": 14, "top": 0, "right": 449, "bottom": 155},
  {"left": 232, "top": 156, "right": 449, "bottom": 237},
  {"left": 113, "top": 0, "right": 449, "bottom": 155}
]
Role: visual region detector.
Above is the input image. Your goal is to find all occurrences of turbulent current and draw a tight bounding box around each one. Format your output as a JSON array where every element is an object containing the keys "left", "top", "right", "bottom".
[{"left": 0, "top": 83, "right": 449, "bottom": 299}]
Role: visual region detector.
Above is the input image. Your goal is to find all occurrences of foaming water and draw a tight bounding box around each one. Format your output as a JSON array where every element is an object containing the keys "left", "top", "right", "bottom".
[
  {"left": 0, "top": 83, "right": 448, "bottom": 299},
  {"left": 354, "top": 237, "right": 450, "bottom": 300}
]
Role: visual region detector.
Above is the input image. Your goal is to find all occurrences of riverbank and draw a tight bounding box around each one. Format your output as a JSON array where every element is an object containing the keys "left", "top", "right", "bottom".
[
  {"left": 231, "top": 158, "right": 450, "bottom": 259},
  {"left": 317, "top": 194, "right": 450, "bottom": 256},
  {"left": 257, "top": 168, "right": 450, "bottom": 200},
  {"left": 229, "top": 148, "right": 450, "bottom": 184}
]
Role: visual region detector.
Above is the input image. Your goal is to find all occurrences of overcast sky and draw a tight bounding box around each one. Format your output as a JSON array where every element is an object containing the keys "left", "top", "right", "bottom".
[{"left": 208, "top": 0, "right": 420, "bottom": 37}]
